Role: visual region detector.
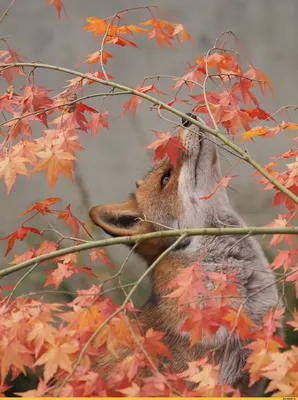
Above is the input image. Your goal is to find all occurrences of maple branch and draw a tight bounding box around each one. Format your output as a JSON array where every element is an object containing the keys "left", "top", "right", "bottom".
[
  {"left": 2, "top": 61, "right": 297, "bottom": 205},
  {"left": 0, "top": 0, "right": 17, "bottom": 24},
  {"left": 0, "top": 90, "right": 131, "bottom": 129},
  {"left": 1, "top": 226, "right": 298, "bottom": 279},
  {"left": 57, "top": 233, "right": 188, "bottom": 393}
]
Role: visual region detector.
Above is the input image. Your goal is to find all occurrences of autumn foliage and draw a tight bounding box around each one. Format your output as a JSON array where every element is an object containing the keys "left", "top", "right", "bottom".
[{"left": 0, "top": 1, "right": 298, "bottom": 397}]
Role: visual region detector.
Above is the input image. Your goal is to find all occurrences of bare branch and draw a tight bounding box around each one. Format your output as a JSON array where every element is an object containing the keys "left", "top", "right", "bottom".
[{"left": 1, "top": 226, "right": 298, "bottom": 280}]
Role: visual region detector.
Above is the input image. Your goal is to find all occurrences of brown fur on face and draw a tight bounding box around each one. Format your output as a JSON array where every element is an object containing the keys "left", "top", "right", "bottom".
[{"left": 89, "top": 149, "right": 185, "bottom": 264}]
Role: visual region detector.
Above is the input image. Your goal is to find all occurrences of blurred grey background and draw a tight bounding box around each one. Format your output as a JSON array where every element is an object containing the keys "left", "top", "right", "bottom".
[{"left": 0, "top": 0, "right": 297, "bottom": 298}]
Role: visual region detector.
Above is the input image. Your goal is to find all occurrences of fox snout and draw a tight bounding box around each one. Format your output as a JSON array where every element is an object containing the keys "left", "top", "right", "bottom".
[{"left": 179, "top": 113, "right": 203, "bottom": 157}]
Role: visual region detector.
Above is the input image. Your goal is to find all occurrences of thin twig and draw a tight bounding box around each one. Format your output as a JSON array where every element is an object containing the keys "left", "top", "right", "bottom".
[
  {"left": 5, "top": 262, "right": 40, "bottom": 305},
  {"left": 0, "top": 0, "right": 17, "bottom": 24}
]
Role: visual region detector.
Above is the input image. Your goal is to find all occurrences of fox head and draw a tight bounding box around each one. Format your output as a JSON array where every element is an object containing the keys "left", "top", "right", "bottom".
[{"left": 90, "top": 114, "right": 230, "bottom": 263}]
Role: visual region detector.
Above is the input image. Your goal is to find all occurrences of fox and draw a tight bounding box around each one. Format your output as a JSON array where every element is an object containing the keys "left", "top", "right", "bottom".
[{"left": 89, "top": 114, "right": 281, "bottom": 396}]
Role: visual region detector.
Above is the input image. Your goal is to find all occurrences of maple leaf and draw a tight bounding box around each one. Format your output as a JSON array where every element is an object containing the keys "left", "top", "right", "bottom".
[
  {"left": 171, "top": 69, "right": 204, "bottom": 92},
  {"left": 45, "top": 129, "right": 84, "bottom": 154},
  {"left": 246, "top": 107, "right": 274, "bottom": 122},
  {"left": 22, "top": 197, "right": 61, "bottom": 215},
  {"left": 180, "top": 305, "right": 228, "bottom": 345},
  {"left": 70, "top": 284, "right": 102, "bottom": 307},
  {"left": 265, "top": 215, "right": 294, "bottom": 248},
  {"left": 121, "top": 84, "right": 165, "bottom": 116},
  {"left": 146, "top": 131, "right": 184, "bottom": 168},
  {"left": 35, "top": 240, "right": 58, "bottom": 257},
  {"left": 240, "top": 126, "right": 270, "bottom": 141},
  {"left": 0, "top": 226, "right": 41, "bottom": 256},
  {"left": 262, "top": 307, "right": 285, "bottom": 339},
  {"left": 44, "top": 263, "right": 79, "bottom": 288},
  {"left": 47, "top": 0, "right": 65, "bottom": 18},
  {"left": 105, "top": 35, "right": 138, "bottom": 48},
  {"left": 221, "top": 108, "right": 255, "bottom": 135},
  {"left": 87, "top": 111, "right": 109, "bottom": 136},
  {"left": 35, "top": 339, "right": 78, "bottom": 382},
  {"left": 9, "top": 248, "right": 35, "bottom": 265},
  {"left": 287, "top": 310, "right": 298, "bottom": 331},
  {"left": 172, "top": 24, "right": 193, "bottom": 44},
  {"left": 86, "top": 71, "right": 113, "bottom": 84},
  {"left": 117, "top": 382, "right": 141, "bottom": 397},
  {"left": 0, "top": 337, "right": 32, "bottom": 383},
  {"left": 142, "top": 19, "right": 175, "bottom": 49},
  {"left": 164, "top": 264, "right": 208, "bottom": 308},
  {"left": 0, "top": 154, "right": 30, "bottom": 193},
  {"left": 232, "top": 78, "right": 259, "bottom": 107},
  {"left": 27, "top": 321, "right": 57, "bottom": 357},
  {"left": 271, "top": 249, "right": 296, "bottom": 271},
  {"left": 83, "top": 17, "right": 108, "bottom": 35},
  {"left": 84, "top": 50, "right": 112, "bottom": 65},
  {"left": 143, "top": 328, "right": 170, "bottom": 358},
  {"left": 200, "top": 175, "right": 237, "bottom": 200},
  {"left": 89, "top": 248, "right": 115, "bottom": 268},
  {"left": 58, "top": 204, "right": 92, "bottom": 238},
  {"left": 0, "top": 88, "right": 18, "bottom": 114},
  {"left": 224, "top": 307, "right": 255, "bottom": 340},
  {"left": 245, "top": 336, "right": 285, "bottom": 385},
  {"left": 32, "top": 148, "right": 76, "bottom": 189},
  {"left": 21, "top": 85, "right": 53, "bottom": 120},
  {"left": 4, "top": 114, "right": 35, "bottom": 142},
  {"left": 245, "top": 66, "right": 273, "bottom": 95},
  {"left": 0, "top": 49, "right": 26, "bottom": 83}
]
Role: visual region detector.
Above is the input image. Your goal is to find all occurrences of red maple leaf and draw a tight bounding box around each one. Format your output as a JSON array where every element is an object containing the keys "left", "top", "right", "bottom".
[
  {"left": 22, "top": 197, "right": 61, "bottom": 215},
  {"left": 146, "top": 131, "right": 184, "bottom": 168},
  {"left": 1, "top": 226, "right": 41, "bottom": 256},
  {"left": 86, "top": 111, "right": 109, "bottom": 136},
  {"left": 58, "top": 204, "right": 92, "bottom": 238},
  {"left": 89, "top": 249, "right": 115, "bottom": 268},
  {"left": 47, "top": 0, "right": 65, "bottom": 18}
]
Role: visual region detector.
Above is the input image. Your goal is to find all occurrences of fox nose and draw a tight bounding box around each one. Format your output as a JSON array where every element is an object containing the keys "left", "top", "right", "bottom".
[{"left": 135, "top": 180, "right": 144, "bottom": 188}]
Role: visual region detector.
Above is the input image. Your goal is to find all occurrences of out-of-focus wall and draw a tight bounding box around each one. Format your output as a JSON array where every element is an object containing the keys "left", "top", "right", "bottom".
[{"left": 0, "top": 0, "right": 297, "bottom": 293}]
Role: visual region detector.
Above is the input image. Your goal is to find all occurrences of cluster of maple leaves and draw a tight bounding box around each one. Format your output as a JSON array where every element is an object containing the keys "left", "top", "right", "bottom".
[{"left": 0, "top": 0, "right": 298, "bottom": 397}]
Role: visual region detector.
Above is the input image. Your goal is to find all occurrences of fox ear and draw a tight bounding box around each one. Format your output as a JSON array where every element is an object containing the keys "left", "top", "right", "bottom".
[{"left": 89, "top": 198, "right": 145, "bottom": 237}]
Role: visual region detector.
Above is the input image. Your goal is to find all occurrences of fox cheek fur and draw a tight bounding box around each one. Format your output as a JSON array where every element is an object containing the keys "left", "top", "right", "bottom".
[{"left": 89, "top": 115, "right": 281, "bottom": 396}]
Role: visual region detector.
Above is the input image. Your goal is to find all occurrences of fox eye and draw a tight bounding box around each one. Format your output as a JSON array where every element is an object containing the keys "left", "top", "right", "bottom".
[{"left": 160, "top": 169, "right": 171, "bottom": 188}]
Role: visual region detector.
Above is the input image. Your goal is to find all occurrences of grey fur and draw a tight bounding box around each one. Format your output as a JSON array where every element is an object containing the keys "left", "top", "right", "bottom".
[{"left": 173, "top": 124, "right": 281, "bottom": 394}]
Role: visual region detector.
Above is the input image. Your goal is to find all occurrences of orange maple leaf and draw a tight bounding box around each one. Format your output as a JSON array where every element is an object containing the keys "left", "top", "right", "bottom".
[
  {"left": 0, "top": 154, "right": 30, "bottom": 193},
  {"left": 224, "top": 307, "right": 255, "bottom": 340},
  {"left": 172, "top": 24, "right": 193, "bottom": 44},
  {"left": 32, "top": 148, "right": 76, "bottom": 189},
  {"left": 245, "top": 66, "right": 273, "bottom": 95},
  {"left": 35, "top": 340, "right": 78, "bottom": 382},
  {"left": 84, "top": 50, "right": 112, "bottom": 65},
  {"left": 47, "top": 0, "right": 65, "bottom": 18}
]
